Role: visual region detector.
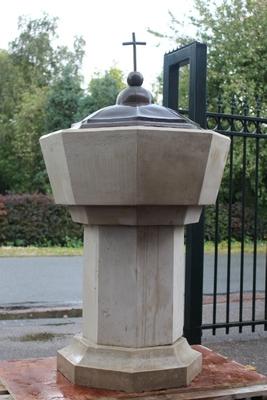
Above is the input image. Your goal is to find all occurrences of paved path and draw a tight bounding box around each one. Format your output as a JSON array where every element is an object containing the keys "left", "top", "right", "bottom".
[{"left": 0, "top": 254, "right": 265, "bottom": 308}]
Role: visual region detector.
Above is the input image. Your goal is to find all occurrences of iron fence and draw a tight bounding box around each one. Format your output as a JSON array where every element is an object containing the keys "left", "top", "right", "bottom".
[
  {"left": 163, "top": 42, "right": 267, "bottom": 343},
  {"left": 201, "top": 97, "right": 267, "bottom": 335}
]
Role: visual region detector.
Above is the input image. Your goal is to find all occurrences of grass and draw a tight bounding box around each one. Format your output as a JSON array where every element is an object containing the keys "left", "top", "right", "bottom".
[
  {"left": 0, "top": 246, "right": 83, "bottom": 257},
  {"left": 15, "top": 332, "right": 65, "bottom": 342},
  {"left": 0, "top": 241, "right": 266, "bottom": 257},
  {"left": 205, "top": 240, "right": 266, "bottom": 254}
]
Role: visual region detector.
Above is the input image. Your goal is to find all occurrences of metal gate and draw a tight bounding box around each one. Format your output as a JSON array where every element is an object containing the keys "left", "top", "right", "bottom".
[{"left": 163, "top": 42, "right": 267, "bottom": 344}]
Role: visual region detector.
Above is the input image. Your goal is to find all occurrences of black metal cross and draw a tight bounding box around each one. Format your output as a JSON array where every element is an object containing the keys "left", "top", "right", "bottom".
[{"left": 123, "top": 32, "right": 146, "bottom": 72}]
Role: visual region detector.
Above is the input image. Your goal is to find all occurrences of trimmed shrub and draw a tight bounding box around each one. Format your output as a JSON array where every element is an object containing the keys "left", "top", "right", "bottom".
[
  {"left": 205, "top": 203, "right": 267, "bottom": 241},
  {"left": 0, "top": 194, "right": 82, "bottom": 246},
  {"left": 0, "top": 194, "right": 265, "bottom": 246}
]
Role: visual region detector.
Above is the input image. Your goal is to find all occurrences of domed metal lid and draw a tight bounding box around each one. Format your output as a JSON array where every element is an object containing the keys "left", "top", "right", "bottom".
[
  {"left": 75, "top": 71, "right": 199, "bottom": 129},
  {"left": 74, "top": 33, "right": 199, "bottom": 130}
]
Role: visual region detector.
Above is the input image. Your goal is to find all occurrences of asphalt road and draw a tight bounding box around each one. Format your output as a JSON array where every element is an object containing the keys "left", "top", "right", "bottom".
[
  {"left": 0, "top": 257, "right": 83, "bottom": 309},
  {"left": 0, "top": 254, "right": 266, "bottom": 309}
]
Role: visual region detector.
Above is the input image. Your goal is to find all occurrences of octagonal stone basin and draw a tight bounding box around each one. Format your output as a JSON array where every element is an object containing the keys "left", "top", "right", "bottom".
[{"left": 40, "top": 125, "right": 230, "bottom": 214}]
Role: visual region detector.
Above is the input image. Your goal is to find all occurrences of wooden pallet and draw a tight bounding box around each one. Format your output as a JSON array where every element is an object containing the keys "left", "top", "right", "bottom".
[
  {"left": 0, "top": 380, "right": 13, "bottom": 400},
  {"left": 130, "top": 384, "right": 267, "bottom": 400},
  {"left": 0, "top": 375, "right": 266, "bottom": 400},
  {"left": 0, "top": 347, "right": 266, "bottom": 400}
]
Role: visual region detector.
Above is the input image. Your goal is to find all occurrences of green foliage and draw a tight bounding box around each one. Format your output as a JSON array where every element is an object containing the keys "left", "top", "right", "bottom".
[
  {"left": 0, "top": 14, "right": 126, "bottom": 194},
  {"left": 149, "top": 0, "right": 267, "bottom": 225},
  {"left": 0, "top": 194, "right": 265, "bottom": 246},
  {"left": 0, "top": 13, "right": 88, "bottom": 194},
  {"left": 0, "top": 194, "right": 82, "bottom": 246},
  {"left": 205, "top": 202, "right": 267, "bottom": 242},
  {"left": 149, "top": 0, "right": 267, "bottom": 110},
  {"left": 45, "top": 65, "right": 83, "bottom": 132},
  {"left": 0, "top": 50, "right": 25, "bottom": 119},
  {"left": 9, "top": 14, "right": 58, "bottom": 87},
  {"left": 11, "top": 87, "right": 49, "bottom": 192},
  {"left": 193, "top": 0, "right": 267, "bottom": 105},
  {"left": 77, "top": 67, "right": 125, "bottom": 120}
]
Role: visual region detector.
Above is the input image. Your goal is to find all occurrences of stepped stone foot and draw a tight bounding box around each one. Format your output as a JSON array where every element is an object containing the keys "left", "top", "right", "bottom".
[{"left": 57, "top": 335, "right": 202, "bottom": 392}]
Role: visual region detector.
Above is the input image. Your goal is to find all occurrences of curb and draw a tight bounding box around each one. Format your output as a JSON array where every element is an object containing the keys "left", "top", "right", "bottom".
[
  {"left": 0, "top": 307, "right": 82, "bottom": 320},
  {"left": 0, "top": 292, "right": 264, "bottom": 320}
]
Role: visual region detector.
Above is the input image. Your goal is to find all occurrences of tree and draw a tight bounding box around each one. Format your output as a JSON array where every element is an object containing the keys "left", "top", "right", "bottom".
[
  {"left": 0, "top": 15, "right": 126, "bottom": 194},
  {"left": 9, "top": 13, "right": 85, "bottom": 88},
  {"left": 9, "top": 14, "right": 58, "bottom": 87},
  {"left": 0, "top": 50, "right": 25, "bottom": 119},
  {"left": 0, "top": 50, "right": 26, "bottom": 192},
  {"left": 1, "top": 88, "right": 48, "bottom": 192},
  {"left": 149, "top": 0, "right": 267, "bottom": 109},
  {"left": 193, "top": 0, "right": 266, "bottom": 104},
  {"left": 45, "top": 64, "right": 83, "bottom": 132},
  {"left": 77, "top": 67, "right": 125, "bottom": 120},
  {"left": 0, "top": 14, "right": 86, "bottom": 193}
]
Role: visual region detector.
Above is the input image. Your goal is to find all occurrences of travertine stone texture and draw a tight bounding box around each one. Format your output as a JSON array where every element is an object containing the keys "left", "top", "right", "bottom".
[
  {"left": 40, "top": 126, "right": 230, "bottom": 206},
  {"left": 57, "top": 335, "right": 202, "bottom": 392},
  {"left": 82, "top": 225, "right": 185, "bottom": 348},
  {"left": 69, "top": 205, "right": 202, "bottom": 226},
  {"left": 40, "top": 123, "right": 230, "bottom": 392}
]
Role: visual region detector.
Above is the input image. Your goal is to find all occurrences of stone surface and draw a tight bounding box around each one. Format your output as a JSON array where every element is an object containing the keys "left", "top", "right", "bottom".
[
  {"left": 40, "top": 126, "right": 230, "bottom": 206},
  {"left": 57, "top": 336, "right": 202, "bottom": 392},
  {"left": 40, "top": 122, "right": 230, "bottom": 392},
  {"left": 56, "top": 224, "right": 200, "bottom": 392},
  {"left": 69, "top": 205, "right": 202, "bottom": 226},
  {"left": 82, "top": 225, "right": 185, "bottom": 347}
]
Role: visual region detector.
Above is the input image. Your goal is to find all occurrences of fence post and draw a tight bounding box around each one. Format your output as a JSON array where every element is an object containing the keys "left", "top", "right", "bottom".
[{"left": 163, "top": 42, "right": 207, "bottom": 344}]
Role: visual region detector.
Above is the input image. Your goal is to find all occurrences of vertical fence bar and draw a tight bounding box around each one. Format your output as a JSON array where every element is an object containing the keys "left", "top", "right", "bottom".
[
  {"left": 239, "top": 100, "right": 249, "bottom": 333},
  {"left": 163, "top": 65, "right": 179, "bottom": 110},
  {"left": 212, "top": 199, "right": 219, "bottom": 335},
  {"left": 265, "top": 243, "right": 267, "bottom": 330},
  {"left": 252, "top": 137, "right": 259, "bottom": 331},
  {"left": 184, "top": 211, "right": 205, "bottom": 343},
  {"left": 225, "top": 98, "right": 236, "bottom": 335},
  {"left": 252, "top": 102, "right": 261, "bottom": 332},
  {"left": 226, "top": 136, "right": 234, "bottom": 334},
  {"left": 184, "top": 43, "right": 207, "bottom": 344},
  {"left": 212, "top": 97, "right": 222, "bottom": 335},
  {"left": 239, "top": 135, "right": 246, "bottom": 333},
  {"left": 163, "top": 42, "right": 207, "bottom": 344}
]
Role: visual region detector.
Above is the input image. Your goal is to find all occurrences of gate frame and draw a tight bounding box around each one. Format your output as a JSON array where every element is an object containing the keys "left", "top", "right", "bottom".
[{"left": 163, "top": 41, "right": 207, "bottom": 344}]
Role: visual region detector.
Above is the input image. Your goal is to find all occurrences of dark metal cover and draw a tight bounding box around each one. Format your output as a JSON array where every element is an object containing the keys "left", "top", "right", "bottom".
[{"left": 73, "top": 71, "right": 200, "bottom": 130}]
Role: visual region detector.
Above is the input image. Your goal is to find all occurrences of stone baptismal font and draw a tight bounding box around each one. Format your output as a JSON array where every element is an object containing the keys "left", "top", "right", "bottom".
[{"left": 40, "top": 43, "right": 230, "bottom": 391}]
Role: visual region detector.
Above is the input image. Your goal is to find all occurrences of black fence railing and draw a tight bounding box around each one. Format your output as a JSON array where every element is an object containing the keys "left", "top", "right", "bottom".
[
  {"left": 179, "top": 97, "right": 267, "bottom": 336},
  {"left": 201, "top": 97, "right": 267, "bottom": 335},
  {"left": 163, "top": 42, "right": 267, "bottom": 343}
]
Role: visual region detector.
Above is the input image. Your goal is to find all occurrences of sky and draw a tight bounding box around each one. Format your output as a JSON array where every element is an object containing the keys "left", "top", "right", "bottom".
[{"left": 0, "top": 0, "right": 196, "bottom": 91}]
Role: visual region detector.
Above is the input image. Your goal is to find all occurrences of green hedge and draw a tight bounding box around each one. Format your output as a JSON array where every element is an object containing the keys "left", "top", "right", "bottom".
[
  {"left": 0, "top": 194, "right": 265, "bottom": 246},
  {"left": 205, "top": 203, "right": 267, "bottom": 241},
  {"left": 0, "top": 194, "right": 82, "bottom": 246}
]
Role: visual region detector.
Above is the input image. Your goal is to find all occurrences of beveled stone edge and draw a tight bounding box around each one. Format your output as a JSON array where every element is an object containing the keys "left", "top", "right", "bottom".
[
  {"left": 57, "top": 336, "right": 202, "bottom": 392},
  {"left": 68, "top": 205, "right": 202, "bottom": 226}
]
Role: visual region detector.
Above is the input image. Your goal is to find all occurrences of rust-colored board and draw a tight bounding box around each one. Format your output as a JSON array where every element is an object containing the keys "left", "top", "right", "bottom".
[
  {"left": 0, "top": 345, "right": 266, "bottom": 400},
  {"left": 0, "top": 381, "right": 9, "bottom": 396},
  {"left": 129, "top": 384, "right": 267, "bottom": 400}
]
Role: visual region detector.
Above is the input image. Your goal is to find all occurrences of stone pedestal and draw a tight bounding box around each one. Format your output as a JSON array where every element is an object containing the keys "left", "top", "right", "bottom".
[
  {"left": 40, "top": 124, "right": 230, "bottom": 392},
  {"left": 57, "top": 223, "right": 202, "bottom": 392}
]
